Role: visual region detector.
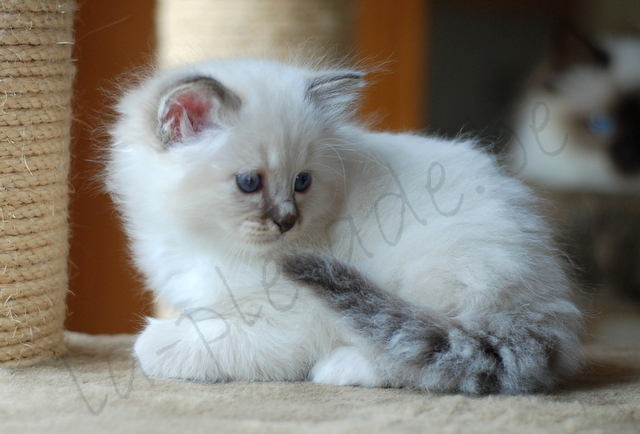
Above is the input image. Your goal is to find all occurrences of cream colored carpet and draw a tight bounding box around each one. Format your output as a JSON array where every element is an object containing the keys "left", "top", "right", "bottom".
[{"left": 1, "top": 332, "right": 639, "bottom": 433}]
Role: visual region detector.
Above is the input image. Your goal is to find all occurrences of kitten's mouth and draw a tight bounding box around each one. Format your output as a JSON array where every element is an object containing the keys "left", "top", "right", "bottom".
[
  {"left": 246, "top": 233, "right": 285, "bottom": 245},
  {"left": 241, "top": 218, "right": 294, "bottom": 245},
  {"left": 257, "top": 236, "right": 281, "bottom": 244}
]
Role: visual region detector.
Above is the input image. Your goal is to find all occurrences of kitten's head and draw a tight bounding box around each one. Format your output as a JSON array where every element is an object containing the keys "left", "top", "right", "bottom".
[
  {"left": 508, "top": 26, "right": 640, "bottom": 192},
  {"left": 109, "top": 59, "right": 364, "bottom": 254}
]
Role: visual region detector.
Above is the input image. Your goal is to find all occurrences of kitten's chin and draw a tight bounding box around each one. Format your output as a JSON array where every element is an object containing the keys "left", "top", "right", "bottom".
[{"left": 243, "top": 233, "right": 289, "bottom": 249}]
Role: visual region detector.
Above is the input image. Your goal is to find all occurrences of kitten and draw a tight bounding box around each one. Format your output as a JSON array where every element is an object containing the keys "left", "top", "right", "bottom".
[
  {"left": 107, "top": 58, "right": 583, "bottom": 394},
  {"left": 506, "top": 28, "right": 640, "bottom": 306},
  {"left": 507, "top": 29, "right": 640, "bottom": 191}
]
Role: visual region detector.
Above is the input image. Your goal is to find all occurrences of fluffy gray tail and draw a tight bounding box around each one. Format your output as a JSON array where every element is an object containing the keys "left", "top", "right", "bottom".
[{"left": 280, "top": 252, "right": 583, "bottom": 395}]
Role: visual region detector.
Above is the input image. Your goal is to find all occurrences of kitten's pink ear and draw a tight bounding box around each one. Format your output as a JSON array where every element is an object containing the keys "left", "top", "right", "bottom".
[
  {"left": 157, "top": 77, "right": 241, "bottom": 145},
  {"left": 306, "top": 71, "right": 365, "bottom": 117}
]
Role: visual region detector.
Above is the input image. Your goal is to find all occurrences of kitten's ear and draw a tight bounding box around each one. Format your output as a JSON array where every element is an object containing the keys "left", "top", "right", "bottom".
[
  {"left": 157, "top": 76, "right": 241, "bottom": 146},
  {"left": 306, "top": 71, "right": 365, "bottom": 116},
  {"left": 548, "top": 23, "right": 610, "bottom": 71}
]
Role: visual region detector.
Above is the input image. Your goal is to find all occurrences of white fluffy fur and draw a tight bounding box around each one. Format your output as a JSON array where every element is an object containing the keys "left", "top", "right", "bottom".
[
  {"left": 107, "top": 58, "right": 582, "bottom": 390},
  {"left": 508, "top": 37, "right": 640, "bottom": 192}
]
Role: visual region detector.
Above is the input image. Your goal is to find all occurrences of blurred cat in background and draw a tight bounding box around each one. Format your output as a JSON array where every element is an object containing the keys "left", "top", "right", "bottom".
[{"left": 506, "top": 25, "right": 640, "bottom": 314}]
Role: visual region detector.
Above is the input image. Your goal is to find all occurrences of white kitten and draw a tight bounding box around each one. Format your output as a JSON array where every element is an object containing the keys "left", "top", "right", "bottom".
[{"left": 107, "top": 58, "right": 583, "bottom": 394}]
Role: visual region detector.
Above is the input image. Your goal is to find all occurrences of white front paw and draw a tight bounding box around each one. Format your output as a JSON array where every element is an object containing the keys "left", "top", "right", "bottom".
[
  {"left": 311, "top": 346, "right": 382, "bottom": 387},
  {"left": 134, "top": 317, "right": 225, "bottom": 381}
]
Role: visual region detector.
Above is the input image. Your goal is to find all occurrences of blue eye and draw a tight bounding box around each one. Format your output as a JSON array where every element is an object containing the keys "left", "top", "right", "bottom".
[
  {"left": 588, "top": 113, "right": 616, "bottom": 137},
  {"left": 294, "top": 172, "right": 311, "bottom": 192},
  {"left": 236, "top": 172, "right": 262, "bottom": 193}
]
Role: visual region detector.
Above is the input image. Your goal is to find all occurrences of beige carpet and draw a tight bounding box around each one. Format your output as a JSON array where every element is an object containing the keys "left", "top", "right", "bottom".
[{"left": 1, "top": 332, "right": 639, "bottom": 433}]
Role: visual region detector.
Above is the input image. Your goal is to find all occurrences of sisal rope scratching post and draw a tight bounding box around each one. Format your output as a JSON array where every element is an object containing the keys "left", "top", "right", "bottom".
[{"left": 0, "top": 0, "right": 75, "bottom": 367}]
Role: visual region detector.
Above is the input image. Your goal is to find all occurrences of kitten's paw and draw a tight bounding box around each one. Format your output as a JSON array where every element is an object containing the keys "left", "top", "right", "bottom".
[
  {"left": 311, "top": 346, "right": 382, "bottom": 387},
  {"left": 134, "top": 317, "right": 226, "bottom": 381}
]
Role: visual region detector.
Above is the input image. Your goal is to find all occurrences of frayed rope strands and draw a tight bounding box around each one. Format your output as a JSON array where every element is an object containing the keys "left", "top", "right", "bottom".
[{"left": 0, "top": 0, "right": 75, "bottom": 367}]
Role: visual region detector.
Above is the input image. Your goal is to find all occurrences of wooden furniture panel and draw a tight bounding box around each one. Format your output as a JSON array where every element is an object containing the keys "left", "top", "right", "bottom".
[{"left": 66, "top": 0, "right": 155, "bottom": 334}]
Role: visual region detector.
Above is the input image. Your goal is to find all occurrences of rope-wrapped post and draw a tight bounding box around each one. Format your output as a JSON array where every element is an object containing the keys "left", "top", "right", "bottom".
[{"left": 0, "top": 0, "right": 75, "bottom": 367}]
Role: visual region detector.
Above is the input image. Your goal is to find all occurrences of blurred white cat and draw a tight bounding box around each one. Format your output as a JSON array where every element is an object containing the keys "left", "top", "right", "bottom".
[{"left": 508, "top": 28, "right": 640, "bottom": 192}]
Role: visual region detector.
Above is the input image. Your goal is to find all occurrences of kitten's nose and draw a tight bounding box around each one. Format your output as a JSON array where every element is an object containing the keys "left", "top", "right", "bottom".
[{"left": 275, "top": 213, "right": 297, "bottom": 233}]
